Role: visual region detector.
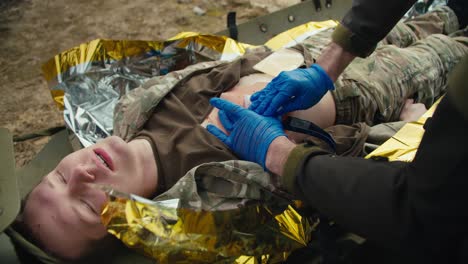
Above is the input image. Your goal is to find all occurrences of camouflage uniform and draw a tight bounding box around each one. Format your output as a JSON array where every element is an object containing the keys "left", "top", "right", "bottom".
[
  {"left": 301, "top": 6, "right": 468, "bottom": 125},
  {"left": 113, "top": 60, "right": 229, "bottom": 141},
  {"left": 155, "top": 160, "right": 285, "bottom": 211}
]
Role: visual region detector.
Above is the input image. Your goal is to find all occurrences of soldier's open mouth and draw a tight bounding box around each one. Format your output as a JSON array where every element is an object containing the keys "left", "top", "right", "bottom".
[{"left": 93, "top": 148, "right": 114, "bottom": 171}]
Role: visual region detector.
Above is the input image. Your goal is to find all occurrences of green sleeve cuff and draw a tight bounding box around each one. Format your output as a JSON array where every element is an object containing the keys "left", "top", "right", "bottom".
[
  {"left": 448, "top": 56, "right": 468, "bottom": 120},
  {"left": 331, "top": 24, "right": 377, "bottom": 58},
  {"left": 281, "top": 143, "right": 327, "bottom": 195}
]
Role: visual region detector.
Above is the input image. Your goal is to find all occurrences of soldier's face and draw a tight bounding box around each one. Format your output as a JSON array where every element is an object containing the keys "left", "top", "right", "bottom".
[{"left": 22, "top": 136, "right": 156, "bottom": 260}]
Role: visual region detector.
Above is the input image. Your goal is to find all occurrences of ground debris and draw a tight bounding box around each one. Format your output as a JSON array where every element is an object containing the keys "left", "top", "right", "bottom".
[{"left": 193, "top": 6, "right": 207, "bottom": 16}]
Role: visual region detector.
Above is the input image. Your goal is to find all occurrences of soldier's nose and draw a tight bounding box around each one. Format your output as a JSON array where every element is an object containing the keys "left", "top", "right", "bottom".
[{"left": 68, "top": 166, "right": 95, "bottom": 194}]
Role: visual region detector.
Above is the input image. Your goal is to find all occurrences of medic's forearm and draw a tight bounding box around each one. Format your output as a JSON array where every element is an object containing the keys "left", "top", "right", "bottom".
[
  {"left": 316, "top": 0, "right": 418, "bottom": 80},
  {"left": 315, "top": 42, "right": 356, "bottom": 82},
  {"left": 332, "top": 0, "right": 417, "bottom": 57},
  {"left": 265, "top": 136, "right": 296, "bottom": 176}
]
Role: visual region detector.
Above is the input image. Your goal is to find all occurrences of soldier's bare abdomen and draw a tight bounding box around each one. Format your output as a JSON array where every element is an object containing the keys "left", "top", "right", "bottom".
[{"left": 202, "top": 73, "right": 336, "bottom": 143}]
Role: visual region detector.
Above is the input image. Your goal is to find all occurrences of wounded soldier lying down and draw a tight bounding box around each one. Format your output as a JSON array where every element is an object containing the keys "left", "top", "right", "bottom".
[{"left": 9, "top": 6, "right": 467, "bottom": 261}]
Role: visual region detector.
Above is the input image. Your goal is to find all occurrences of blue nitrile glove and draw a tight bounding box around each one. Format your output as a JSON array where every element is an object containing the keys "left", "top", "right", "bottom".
[
  {"left": 207, "top": 97, "right": 286, "bottom": 169},
  {"left": 249, "top": 64, "right": 334, "bottom": 116}
]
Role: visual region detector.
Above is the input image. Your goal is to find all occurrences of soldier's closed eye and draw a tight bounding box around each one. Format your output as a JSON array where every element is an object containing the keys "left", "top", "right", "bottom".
[{"left": 57, "top": 171, "right": 66, "bottom": 184}]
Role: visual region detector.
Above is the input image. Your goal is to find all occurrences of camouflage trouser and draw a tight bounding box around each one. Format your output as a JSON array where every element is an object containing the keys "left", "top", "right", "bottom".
[{"left": 302, "top": 6, "right": 468, "bottom": 125}]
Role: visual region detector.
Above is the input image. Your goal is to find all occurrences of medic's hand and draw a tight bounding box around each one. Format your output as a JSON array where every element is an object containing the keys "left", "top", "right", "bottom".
[
  {"left": 207, "top": 98, "right": 286, "bottom": 169},
  {"left": 249, "top": 64, "right": 334, "bottom": 116}
]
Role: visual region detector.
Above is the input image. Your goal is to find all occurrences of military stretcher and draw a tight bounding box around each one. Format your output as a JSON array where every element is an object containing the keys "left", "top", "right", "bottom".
[{"left": 0, "top": 0, "right": 441, "bottom": 263}]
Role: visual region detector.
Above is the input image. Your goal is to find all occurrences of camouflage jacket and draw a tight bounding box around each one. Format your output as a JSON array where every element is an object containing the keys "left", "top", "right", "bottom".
[{"left": 113, "top": 59, "right": 228, "bottom": 141}]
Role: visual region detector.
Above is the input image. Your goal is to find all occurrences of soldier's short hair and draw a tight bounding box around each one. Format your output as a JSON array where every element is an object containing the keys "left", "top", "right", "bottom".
[{"left": 5, "top": 194, "right": 120, "bottom": 263}]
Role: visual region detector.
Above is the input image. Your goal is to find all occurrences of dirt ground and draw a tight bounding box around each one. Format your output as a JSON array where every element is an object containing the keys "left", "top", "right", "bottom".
[{"left": 0, "top": 0, "right": 299, "bottom": 167}]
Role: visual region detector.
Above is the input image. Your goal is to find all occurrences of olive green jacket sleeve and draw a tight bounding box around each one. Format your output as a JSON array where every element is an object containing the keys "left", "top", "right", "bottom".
[
  {"left": 448, "top": 56, "right": 468, "bottom": 120},
  {"left": 281, "top": 56, "right": 468, "bottom": 262},
  {"left": 332, "top": 0, "right": 417, "bottom": 57}
]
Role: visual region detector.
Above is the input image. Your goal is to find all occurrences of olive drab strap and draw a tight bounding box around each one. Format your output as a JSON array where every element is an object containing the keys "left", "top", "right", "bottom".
[{"left": 283, "top": 116, "right": 337, "bottom": 152}]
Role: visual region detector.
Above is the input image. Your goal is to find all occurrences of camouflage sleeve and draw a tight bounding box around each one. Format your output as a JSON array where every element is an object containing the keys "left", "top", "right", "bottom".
[
  {"left": 332, "top": 0, "right": 417, "bottom": 57},
  {"left": 113, "top": 60, "right": 227, "bottom": 141}
]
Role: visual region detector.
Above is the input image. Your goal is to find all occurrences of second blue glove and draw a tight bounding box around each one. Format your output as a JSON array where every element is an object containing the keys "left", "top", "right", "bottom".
[
  {"left": 207, "top": 98, "right": 286, "bottom": 169},
  {"left": 249, "top": 64, "right": 334, "bottom": 116}
]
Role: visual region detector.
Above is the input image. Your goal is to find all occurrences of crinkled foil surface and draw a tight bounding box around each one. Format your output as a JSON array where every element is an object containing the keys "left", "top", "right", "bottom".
[
  {"left": 366, "top": 97, "right": 442, "bottom": 162},
  {"left": 101, "top": 189, "right": 313, "bottom": 264},
  {"left": 43, "top": 34, "right": 250, "bottom": 147}
]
